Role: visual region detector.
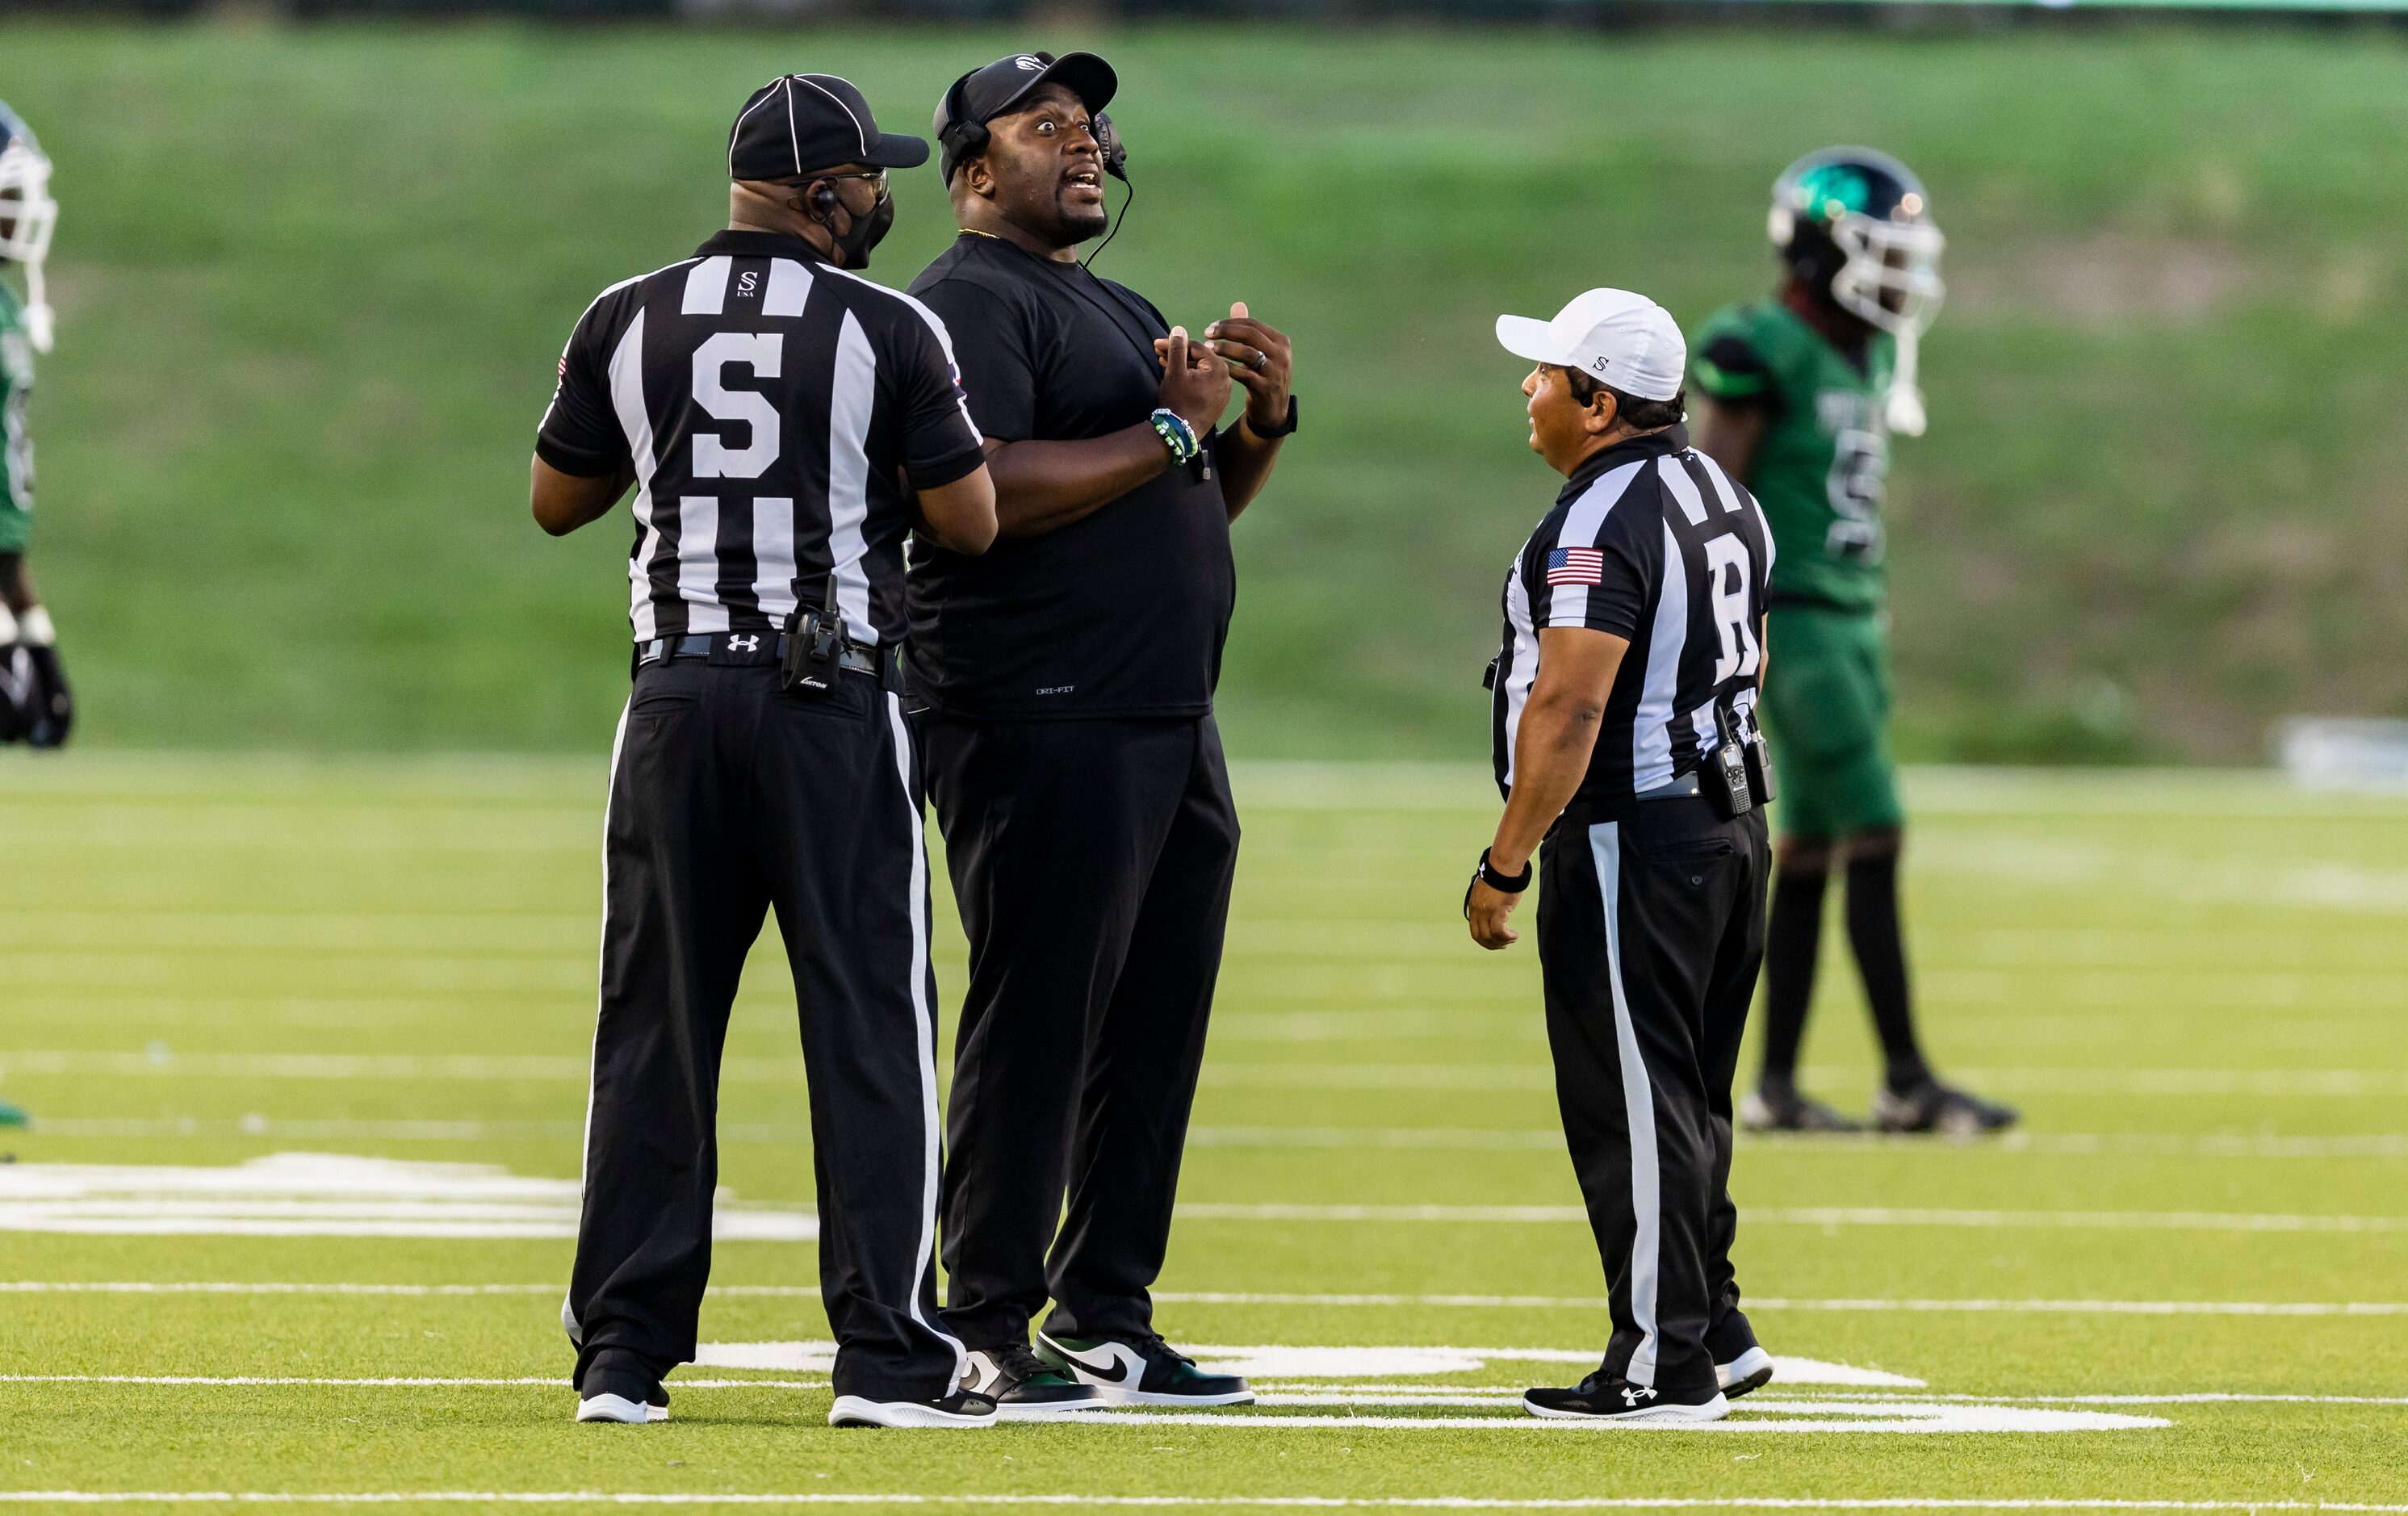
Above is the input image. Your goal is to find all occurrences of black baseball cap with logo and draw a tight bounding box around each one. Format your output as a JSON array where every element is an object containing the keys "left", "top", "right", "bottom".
[
  {"left": 728, "top": 73, "right": 930, "bottom": 182},
  {"left": 935, "top": 51, "right": 1118, "bottom": 183}
]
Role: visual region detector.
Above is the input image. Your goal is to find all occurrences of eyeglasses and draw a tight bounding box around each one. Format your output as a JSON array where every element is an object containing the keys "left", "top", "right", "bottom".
[{"left": 779, "top": 169, "right": 889, "bottom": 198}]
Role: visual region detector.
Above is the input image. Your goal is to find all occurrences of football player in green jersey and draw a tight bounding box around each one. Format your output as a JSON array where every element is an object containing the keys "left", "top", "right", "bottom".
[
  {"left": 0, "top": 99, "right": 72, "bottom": 756},
  {"left": 1689, "top": 148, "right": 2012, "bottom": 1137}
]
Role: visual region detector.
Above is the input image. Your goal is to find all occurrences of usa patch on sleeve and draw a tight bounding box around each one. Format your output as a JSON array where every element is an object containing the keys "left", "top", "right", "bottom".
[{"left": 1547, "top": 547, "right": 1605, "bottom": 586}]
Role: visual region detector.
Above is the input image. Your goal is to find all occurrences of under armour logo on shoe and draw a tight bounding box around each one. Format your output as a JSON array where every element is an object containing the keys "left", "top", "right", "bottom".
[
  {"left": 1621, "top": 1385, "right": 1657, "bottom": 1407},
  {"left": 728, "top": 634, "right": 760, "bottom": 652}
]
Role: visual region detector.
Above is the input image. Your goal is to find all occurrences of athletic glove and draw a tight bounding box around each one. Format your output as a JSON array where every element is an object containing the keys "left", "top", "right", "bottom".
[
  {"left": 0, "top": 643, "right": 33, "bottom": 743},
  {"left": 24, "top": 642, "right": 71, "bottom": 748}
]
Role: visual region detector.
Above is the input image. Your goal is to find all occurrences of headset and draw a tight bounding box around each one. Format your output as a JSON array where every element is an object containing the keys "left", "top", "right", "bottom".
[{"left": 937, "top": 67, "right": 1131, "bottom": 269}]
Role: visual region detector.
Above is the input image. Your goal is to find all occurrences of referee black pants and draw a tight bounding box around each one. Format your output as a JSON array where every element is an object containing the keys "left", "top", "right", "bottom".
[
  {"left": 922, "top": 715, "right": 1239, "bottom": 1349},
  {"left": 564, "top": 660, "right": 963, "bottom": 1404},
  {"left": 1536, "top": 794, "right": 1770, "bottom": 1393}
]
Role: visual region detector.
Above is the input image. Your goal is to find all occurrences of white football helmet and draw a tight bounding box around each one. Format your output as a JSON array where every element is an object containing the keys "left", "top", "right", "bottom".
[{"left": 0, "top": 103, "right": 58, "bottom": 353}]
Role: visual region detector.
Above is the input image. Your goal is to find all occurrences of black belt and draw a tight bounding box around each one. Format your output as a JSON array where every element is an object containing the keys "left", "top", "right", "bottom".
[
  {"left": 636, "top": 632, "right": 890, "bottom": 683},
  {"left": 1635, "top": 771, "right": 1703, "bottom": 801}
]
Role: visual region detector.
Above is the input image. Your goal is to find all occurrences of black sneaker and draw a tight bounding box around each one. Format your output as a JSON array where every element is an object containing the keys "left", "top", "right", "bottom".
[
  {"left": 1525, "top": 1372, "right": 1728, "bottom": 1423},
  {"left": 1741, "top": 1084, "right": 1864, "bottom": 1133},
  {"left": 575, "top": 1370, "right": 668, "bottom": 1424},
  {"left": 827, "top": 1388, "right": 999, "bottom": 1429},
  {"left": 1715, "top": 1345, "right": 1774, "bottom": 1400},
  {"left": 961, "top": 1341, "right": 1105, "bottom": 1420},
  {"left": 1036, "top": 1330, "right": 1254, "bottom": 1407},
  {"left": 1874, "top": 1078, "right": 2020, "bottom": 1137}
]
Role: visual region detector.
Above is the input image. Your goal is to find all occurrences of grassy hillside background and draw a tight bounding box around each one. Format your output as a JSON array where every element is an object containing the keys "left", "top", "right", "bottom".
[{"left": 7, "top": 21, "right": 2407, "bottom": 760}]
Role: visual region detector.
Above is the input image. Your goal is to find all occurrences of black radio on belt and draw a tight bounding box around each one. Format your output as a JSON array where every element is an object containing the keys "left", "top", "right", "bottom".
[
  {"left": 1740, "top": 707, "right": 1778, "bottom": 807},
  {"left": 780, "top": 579, "right": 845, "bottom": 695},
  {"left": 1704, "top": 706, "right": 1754, "bottom": 820}
]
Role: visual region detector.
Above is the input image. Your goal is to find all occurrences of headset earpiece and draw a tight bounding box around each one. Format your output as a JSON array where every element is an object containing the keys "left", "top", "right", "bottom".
[
  {"left": 935, "top": 70, "right": 991, "bottom": 184},
  {"left": 809, "top": 182, "right": 840, "bottom": 218},
  {"left": 1093, "top": 110, "right": 1128, "bottom": 182}
]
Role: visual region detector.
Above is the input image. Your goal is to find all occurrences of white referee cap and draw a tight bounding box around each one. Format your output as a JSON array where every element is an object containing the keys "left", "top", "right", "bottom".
[{"left": 1494, "top": 288, "right": 1686, "bottom": 403}]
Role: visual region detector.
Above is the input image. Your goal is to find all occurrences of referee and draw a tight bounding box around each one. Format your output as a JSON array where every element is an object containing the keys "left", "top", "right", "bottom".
[
  {"left": 903, "top": 51, "right": 1295, "bottom": 1415},
  {"left": 530, "top": 73, "right": 1000, "bottom": 1431},
  {"left": 1468, "top": 289, "right": 1776, "bottom": 1424}
]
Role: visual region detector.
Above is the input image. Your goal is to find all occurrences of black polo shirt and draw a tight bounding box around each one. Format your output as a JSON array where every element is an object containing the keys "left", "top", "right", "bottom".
[{"left": 904, "top": 233, "right": 1234, "bottom": 720}]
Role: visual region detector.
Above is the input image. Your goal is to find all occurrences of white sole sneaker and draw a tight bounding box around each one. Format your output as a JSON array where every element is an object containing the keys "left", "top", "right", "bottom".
[
  {"left": 576, "top": 1392, "right": 668, "bottom": 1424},
  {"left": 1523, "top": 1391, "right": 1731, "bottom": 1424},
  {"left": 1717, "top": 1346, "right": 1775, "bottom": 1399},
  {"left": 827, "top": 1394, "right": 999, "bottom": 1429}
]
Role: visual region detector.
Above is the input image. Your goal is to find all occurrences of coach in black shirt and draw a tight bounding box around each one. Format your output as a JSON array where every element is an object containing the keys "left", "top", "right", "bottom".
[{"left": 905, "top": 51, "right": 1295, "bottom": 1416}]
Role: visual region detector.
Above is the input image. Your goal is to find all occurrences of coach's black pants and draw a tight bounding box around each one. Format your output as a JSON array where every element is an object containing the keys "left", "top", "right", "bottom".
[
  {"left": 1537, "top": 795, "right": 1770, "bottom": 1392},
  {"left": 564, "top": 661, "right": 962, "bottom": 1403},
  {"left": 922, "top": 715, "right": 1239, "bottom": 1349}
]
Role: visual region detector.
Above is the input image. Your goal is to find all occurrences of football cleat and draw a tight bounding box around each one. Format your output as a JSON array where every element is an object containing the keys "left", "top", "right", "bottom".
[
  {"left": 961, "top": 1341, "right": 1105, "bottom": 1420},
  {"left": 827, "top": 1389, "right": 999, "bottom": 1429},
  {"left": 1874, "top": 1078, "right": 2020, "bottom": 1137},
  {"left": 1523, "top": 1373, "right": 1729, "bottom": 1424},
  {"left": 1036, "top": 1330, "right": 1254, "bottom": 1407},
  {"left": 1741, "top": 1084, "right": 1864, "bottom": 1134},
  {"left": 1716, "top": 1345, "right": 1775, "bottom": 1400}
]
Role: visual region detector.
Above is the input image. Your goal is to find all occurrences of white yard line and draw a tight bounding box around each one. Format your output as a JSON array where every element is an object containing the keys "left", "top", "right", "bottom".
[
  {"left": 1187, "top": 1129, "right": 2408, "bottom": 1160},
  {"left": 6, "top": 1050, "right": 2402, "bottom": 1096},
  {"left": 4, "top": 1376, "right": 2398, "bottom": 1411},
  {"left": 9, "top": 1283, "right": 2406, "bottom": 1317},
  {"left": 1176, "top": 1204, "right": 2408, "bottom": 1233},
  {"left": 9, "top": 1282, "right": 2405, "bottom": 1317},
  {"left": 10, "top": 1498, "right": 2408, "bottom": 1510}
]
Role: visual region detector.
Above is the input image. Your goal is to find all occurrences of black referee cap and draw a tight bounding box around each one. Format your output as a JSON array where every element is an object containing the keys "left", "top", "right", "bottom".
[
  {"left": 728, "top": 73, "right": 930, "bottom": 182},
  {"left": 936, "top": 52, "right": 1117, "bottom": 183}
]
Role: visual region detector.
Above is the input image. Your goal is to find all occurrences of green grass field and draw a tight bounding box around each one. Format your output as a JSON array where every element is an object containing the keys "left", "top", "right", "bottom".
[
  {"left": 9, "top": 22, "right": 2408, "bottom": 760},
  {"left": 2, "top": 752, "right": 2405, "bottom": 1508}
]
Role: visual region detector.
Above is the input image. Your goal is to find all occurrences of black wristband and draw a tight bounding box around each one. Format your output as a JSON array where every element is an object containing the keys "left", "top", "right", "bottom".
[
  {"left": 1478, "top": 848, "right": 1532, "bottom": 894},
  {"left": 1244, "top": 395, "right": 1299, "bottom": 439},
  {"left": 1465, "top": 847, "right": 1533, "bottom": 919}
]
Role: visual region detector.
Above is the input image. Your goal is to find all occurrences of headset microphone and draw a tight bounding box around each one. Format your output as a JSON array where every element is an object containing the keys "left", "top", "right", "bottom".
[{"left": 1082, "top": 109, "right": 1132, "bottom": 270}]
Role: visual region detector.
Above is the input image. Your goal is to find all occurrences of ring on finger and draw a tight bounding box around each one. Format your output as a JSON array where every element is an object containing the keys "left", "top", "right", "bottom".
[{"left": 1250, "top": 350, "right": 1268, "bottom": 371}]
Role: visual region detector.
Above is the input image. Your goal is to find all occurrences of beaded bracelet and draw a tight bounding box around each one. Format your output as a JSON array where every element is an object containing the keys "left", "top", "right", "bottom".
[{"left": 1149, "top": 408, "right": 1200, "bottom": 467}]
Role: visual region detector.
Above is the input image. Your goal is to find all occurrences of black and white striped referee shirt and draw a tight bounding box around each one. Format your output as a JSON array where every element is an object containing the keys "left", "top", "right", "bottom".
[
  {"left": 536, "top": 229, "right": 986, "bottom": 647},
  {"left": 1490, "top": 425, "right": 1775, "bottom": 807}
]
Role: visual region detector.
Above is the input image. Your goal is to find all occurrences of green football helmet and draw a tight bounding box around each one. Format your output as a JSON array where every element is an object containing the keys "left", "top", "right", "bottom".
[{"left": 1769, "top": 147, "right": 1941, "bottom": 433}]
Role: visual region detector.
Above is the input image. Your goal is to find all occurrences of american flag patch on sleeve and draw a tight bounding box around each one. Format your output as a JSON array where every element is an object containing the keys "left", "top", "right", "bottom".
[{"left": 1547, "top": 547, "right": 1605, "bottom": 586}]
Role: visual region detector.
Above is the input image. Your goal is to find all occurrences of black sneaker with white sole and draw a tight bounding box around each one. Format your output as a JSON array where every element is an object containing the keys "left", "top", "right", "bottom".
[
  {"left": 575, "top": 1368, "right": 668, "bottom": 1424},
  {"left": 1873, "top": 1078, "right": 2020, "bottom": 1137},
  {"left": 827, "top": 1389, "right": 999, "bottom": 1429},
  {"left": 1523, "top": 1373, "right": 1729, "bottom": 1424},
  {"left": 961, "top": 1341, "right": 1105, "bottom": 1419},
  {"left": 1715, "top": 1345, "right": 1775, "bottom": 1400},
  {"left": 1036, "top": 1330, "right": 1254, "bottom": 1407}
]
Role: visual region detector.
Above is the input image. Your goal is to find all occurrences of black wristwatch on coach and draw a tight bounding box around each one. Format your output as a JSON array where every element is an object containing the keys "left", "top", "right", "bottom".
[
  {"left": 1464, "top": 847, "right": 1533, "bottom": 918},
  {"left": 1243, "top": 396, "right": 1300, "bottom": 439}
]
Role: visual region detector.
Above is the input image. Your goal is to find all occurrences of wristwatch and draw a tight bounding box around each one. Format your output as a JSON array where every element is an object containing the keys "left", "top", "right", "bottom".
[{"left": 1243, "top": 396, "right": 1299, "bottom": 439}]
